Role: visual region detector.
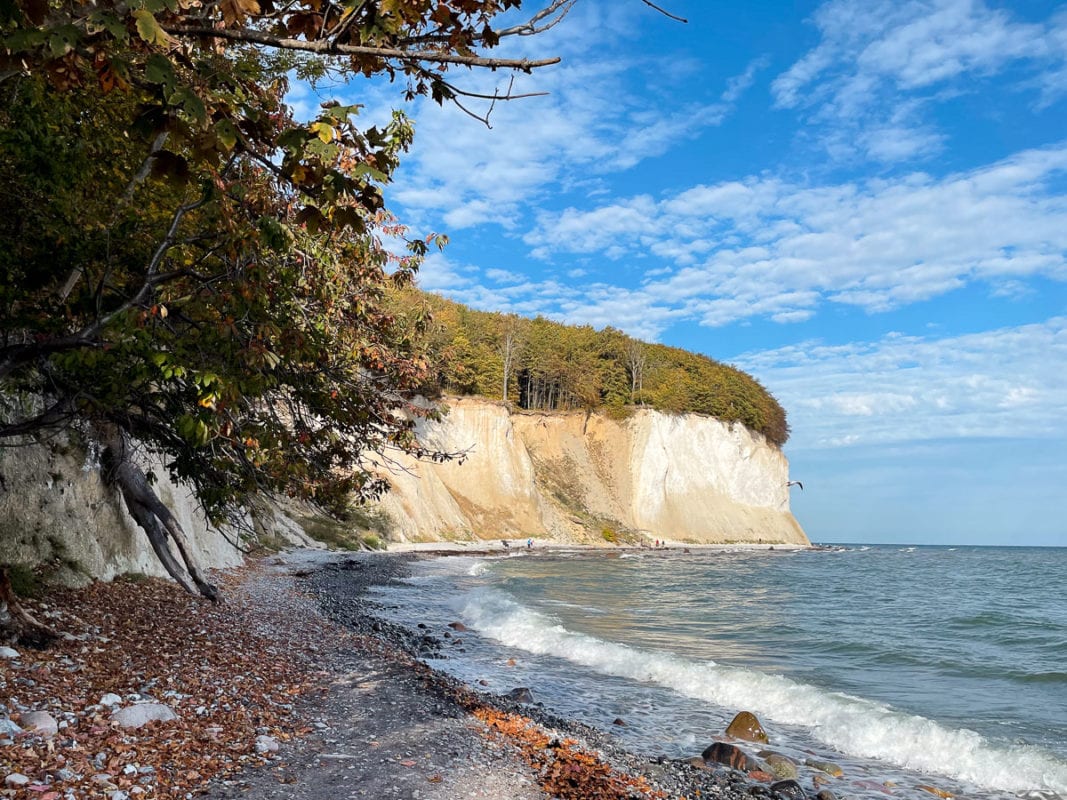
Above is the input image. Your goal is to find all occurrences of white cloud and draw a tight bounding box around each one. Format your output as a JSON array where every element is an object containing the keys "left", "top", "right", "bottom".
[
  {"left": 734, "top": 317, "right": 1067, "bottom": 449},
  {"left": 363, "top": 2, "right": 768, "bottom": 233},
  {"left": 772, "top": 0, "right": 1067, "bottom": 162},
  {"left": 522, "top": 144, "right": 1067, "bottom": 328}
]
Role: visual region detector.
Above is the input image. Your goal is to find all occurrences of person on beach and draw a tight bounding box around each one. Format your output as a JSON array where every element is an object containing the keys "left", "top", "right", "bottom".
[{"left": 527, "top": 538, "right": 533, "bottom": 549}]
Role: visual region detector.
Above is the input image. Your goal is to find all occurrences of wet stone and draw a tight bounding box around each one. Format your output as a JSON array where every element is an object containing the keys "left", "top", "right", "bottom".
[
  {"left": 770, "top": 779, "right": 805, "bottom": 800},
  {"left": 726, "top": 711, "right": 770, "bottom": 744}
]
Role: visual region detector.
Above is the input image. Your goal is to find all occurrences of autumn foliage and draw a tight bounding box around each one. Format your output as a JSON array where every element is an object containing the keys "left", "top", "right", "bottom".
[{"left": 0, "top": 1, "right": 568, "bottom": 602}]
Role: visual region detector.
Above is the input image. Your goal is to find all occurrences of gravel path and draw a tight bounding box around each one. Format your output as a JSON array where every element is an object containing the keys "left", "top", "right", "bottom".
[{"left": 206, "top": 551, "right": 542, "bottom": 800}]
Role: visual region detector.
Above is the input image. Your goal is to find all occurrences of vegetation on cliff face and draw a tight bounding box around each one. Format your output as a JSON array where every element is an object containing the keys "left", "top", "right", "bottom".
[
  {"left": 394, "top": 292, "right": 790, "bottom": 447},
  {"left": 0, "top": 0, "right": 573, "bottom": 634}
]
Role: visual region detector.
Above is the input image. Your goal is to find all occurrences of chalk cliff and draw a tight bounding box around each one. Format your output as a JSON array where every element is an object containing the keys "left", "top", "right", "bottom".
[
  {"left": 0, "top": 437, "right": 315, "bottom": 583},
  {"left": 0, "top": 398, "right": 806, "bottom": 582},
  {"left": 374, "top": 398, "right": 808, "bottom": 546}
]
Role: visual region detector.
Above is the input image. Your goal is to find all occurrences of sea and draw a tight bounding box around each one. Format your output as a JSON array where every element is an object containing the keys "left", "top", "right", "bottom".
[{"left": 365, "top": 544, "right": 1067, "bottom": 800}]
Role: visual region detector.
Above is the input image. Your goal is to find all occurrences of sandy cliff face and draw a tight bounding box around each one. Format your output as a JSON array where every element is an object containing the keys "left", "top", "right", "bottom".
[{"left": 375, "top": 398, "right": 808, "bottom": 546}]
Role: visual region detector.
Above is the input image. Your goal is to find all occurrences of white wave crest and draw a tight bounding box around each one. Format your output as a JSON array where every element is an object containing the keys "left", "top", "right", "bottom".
[{"left": 462, "top": 590, "right": 1067, "bottom": 796}]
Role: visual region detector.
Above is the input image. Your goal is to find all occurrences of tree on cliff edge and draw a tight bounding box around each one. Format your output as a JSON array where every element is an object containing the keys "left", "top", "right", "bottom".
[{"left": 0, "top": 0, "right": 583, "bottom": 642}]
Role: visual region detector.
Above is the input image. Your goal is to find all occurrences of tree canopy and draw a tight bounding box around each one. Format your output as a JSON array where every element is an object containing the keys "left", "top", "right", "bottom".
[
  {"left": 0, "top": 0, "right": 574, "bottom": 621},
  {"left": 396, "top": 292, "right": 790, "bottom": 447}
]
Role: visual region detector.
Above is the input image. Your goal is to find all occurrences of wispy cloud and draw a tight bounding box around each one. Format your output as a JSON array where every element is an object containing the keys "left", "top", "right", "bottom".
[
  {"left": 374, "top": 6, "right": 766, "bottom": 232},
  {"left": 772, "top": 0, "right": 1067, "bottom": 162},
  {"left": 518, "top": 144, "right": 1067, "bottom": 333},
  {"left": 735, "top": 317, "right": 1067, "bottom": 449}
]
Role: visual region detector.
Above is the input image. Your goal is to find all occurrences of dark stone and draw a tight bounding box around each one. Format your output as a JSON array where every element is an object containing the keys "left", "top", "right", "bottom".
[
  {"left": 702, "top": 741, "right": 760, "bottom": 771},
  {"left": 771, "top": 779, "right": 805, "bottom": 800},
  {"left": 448, "top": 621, "right": 468, "bottom": 632},
  {"left": 612, "top": 717, "right": 626, "bottom": 726},
  {"left": 815, "top": 791, "right": 837, "bottom": 800},
  {"left": 507, "top": 687, "right": 534, "bottom": 703}
]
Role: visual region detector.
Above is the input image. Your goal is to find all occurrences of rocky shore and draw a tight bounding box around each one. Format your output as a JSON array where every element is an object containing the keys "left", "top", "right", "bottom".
[{"left": 1, "top": 550, "right": 836, "bottom": 800}]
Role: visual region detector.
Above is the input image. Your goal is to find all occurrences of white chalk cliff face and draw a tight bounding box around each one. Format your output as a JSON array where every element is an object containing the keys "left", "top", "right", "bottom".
[{"left": 375, "top": 398, "right": 808, "bottom": 546}]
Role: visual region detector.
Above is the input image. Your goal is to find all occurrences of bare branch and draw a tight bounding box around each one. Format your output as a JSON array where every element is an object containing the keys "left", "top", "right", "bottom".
[
  {"left": 639, "top": 0, "right": 688, "bottom": 23},
  {"left": 163, "top": 26, "right": 561, "bottom": 70},
  {"left": 495, "top": 0, "right": 577, "bottom": 37}
]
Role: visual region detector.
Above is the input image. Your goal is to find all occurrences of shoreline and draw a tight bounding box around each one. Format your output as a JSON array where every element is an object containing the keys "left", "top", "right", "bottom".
[
  {"left": 0, "top": 546, "right": 836, "bottom": 800},
  {"left": 385, "top": 539, "right": 815, "bottom": 556},
  {"left": 270, "top": 548, "right": 767, "bottom": 800}
]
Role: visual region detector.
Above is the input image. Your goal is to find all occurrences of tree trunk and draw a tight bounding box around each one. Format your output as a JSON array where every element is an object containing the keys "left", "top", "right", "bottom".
[
  {"left": 98, "top": 425, "right": 220, "bottom": 603},
  {"left": 0, "top": 566, "right": 58, "bottom": 647}
]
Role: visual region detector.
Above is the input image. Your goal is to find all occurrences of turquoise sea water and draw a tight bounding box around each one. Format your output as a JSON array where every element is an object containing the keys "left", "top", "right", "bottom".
[{"left": 369, "top": 545, "right": 1067, "bottom": 800}]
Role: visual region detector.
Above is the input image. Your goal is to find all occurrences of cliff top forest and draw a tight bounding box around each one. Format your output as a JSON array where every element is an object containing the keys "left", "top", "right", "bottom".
[{"left": 393, "top": 291, "right": 790, "bottom": 448}]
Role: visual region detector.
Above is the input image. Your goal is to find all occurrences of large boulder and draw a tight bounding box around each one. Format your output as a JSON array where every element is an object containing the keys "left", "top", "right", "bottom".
[
  {"left": 702, "top": 741, "right": 763, "bottom": 772},
  {"left": 110, "top": 703, "right": 177, "bottom": 729},
  {"left": 726, "top": 710, "right": 769, "bottom": 744},
  {"left": 19, "top": 711, "right": 58, "bottom": 737}
]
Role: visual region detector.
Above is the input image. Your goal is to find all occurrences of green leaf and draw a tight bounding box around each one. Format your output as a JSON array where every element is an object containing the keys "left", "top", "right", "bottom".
[
  {"left": 351, "top": 162, "right": 389, "bottom": 183},
  {"left": 2, "top": 27, "right": 47, "bottom": 52},
  {"left": 131, "top": 10, "right": 170, "bottom": 46},
  {"left": 87, "top": 11, "right": 128, "bottom": 40},
  {"left": 171, "top": 86, "right": 207, "bottom": 123},
  {"left": 144, "top": 53, "right": 176, "bottom": 93},
  {"left": 48, "top": 25, "right": 81, "bottom": 57},
  {"left": 215, "top": 119, "right": 239, "bottom": 151}
]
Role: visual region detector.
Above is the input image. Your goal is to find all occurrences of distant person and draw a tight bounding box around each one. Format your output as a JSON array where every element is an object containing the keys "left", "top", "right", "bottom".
[
  {"left": 501, "top": 540, "right": 510, "bottom": 549},
  {"left": 527, "top": 538, "right": 533, "bottom": 549}
]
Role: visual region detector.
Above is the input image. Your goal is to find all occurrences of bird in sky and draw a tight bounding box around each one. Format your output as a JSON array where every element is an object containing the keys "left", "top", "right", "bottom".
[{"left": 786, "top": 481, "right": 804, "bottom": 490}]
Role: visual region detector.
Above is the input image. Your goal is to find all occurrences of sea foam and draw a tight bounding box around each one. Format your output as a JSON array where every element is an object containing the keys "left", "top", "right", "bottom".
[{"left": 462, "top": 588, "right": 1067, "bottom": 796}]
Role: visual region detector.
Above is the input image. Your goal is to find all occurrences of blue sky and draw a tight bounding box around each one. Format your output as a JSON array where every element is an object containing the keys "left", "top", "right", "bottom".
[{"left": 292, "top": 0, "right": 1067, "bottom": 546}]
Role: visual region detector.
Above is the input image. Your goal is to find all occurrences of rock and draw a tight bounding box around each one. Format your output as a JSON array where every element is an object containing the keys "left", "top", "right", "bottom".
[
  {"left": 687, "top": 757, "right": 707, "bottom": 769},
  {"left": 99, "top": 693, "right": 123, "bottom": 707},
  {"left": 726, "top": 711, "right": 769, "bottom": 744},
  {"left": 20, "top": 710, "right": 58, "bottom": 737},
  {"left": 806, "top": 759, "right": 844, "bottom": 778},
  {"left": 447, "top": 621, "right": 467, "bottom": 632},
  {"left": 760, "top": 752, "right": 799, "bottom": 780},
  {"left": 110, "top": 791, "right": 130, "bottom": 800},
  {"left": 110, "top": 703, "right": 177, "bottom": 729},
  {"left": 0, "top": 718, "right": 23, "bottom": 736},
  {"left": 4, "top": 774, "right": 30, "bottom": 787},
  {"left": 505, "top": 658, "right": 516, "bottom": 667},
  {"left": 702, "top": 742, "right": 762, "bottom": 772},
  {"left": 0, "top": 647, "right": 19, "bottom": 659},
  {"left": 770, "top": 779, "right": 805, "bottom": 800},
  {"left": 254, "top": 735, "right": 280, "bottom": 754},
  {"left": 917, "top": 785, "right": 954, "bottom": 798},
  {"left": 815, "top": 791, "right": 837, "bottom": 800},
  {"left": 507, "top": 687, "right": 534, "bottom": 704},
  {"left": 612, "top": 717, "right": 626, "bottom": 726}
]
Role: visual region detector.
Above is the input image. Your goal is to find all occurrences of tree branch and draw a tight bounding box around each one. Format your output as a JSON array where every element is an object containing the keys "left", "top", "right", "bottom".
[
  {"left": 495, "top": 0, "right": 577, "bottom": 37},
  {"left": 163, "top": 26, "right": 561, "bottom": 70},
  {"left": 639, "top": 0, "right": 688, "bottom": 23}
]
